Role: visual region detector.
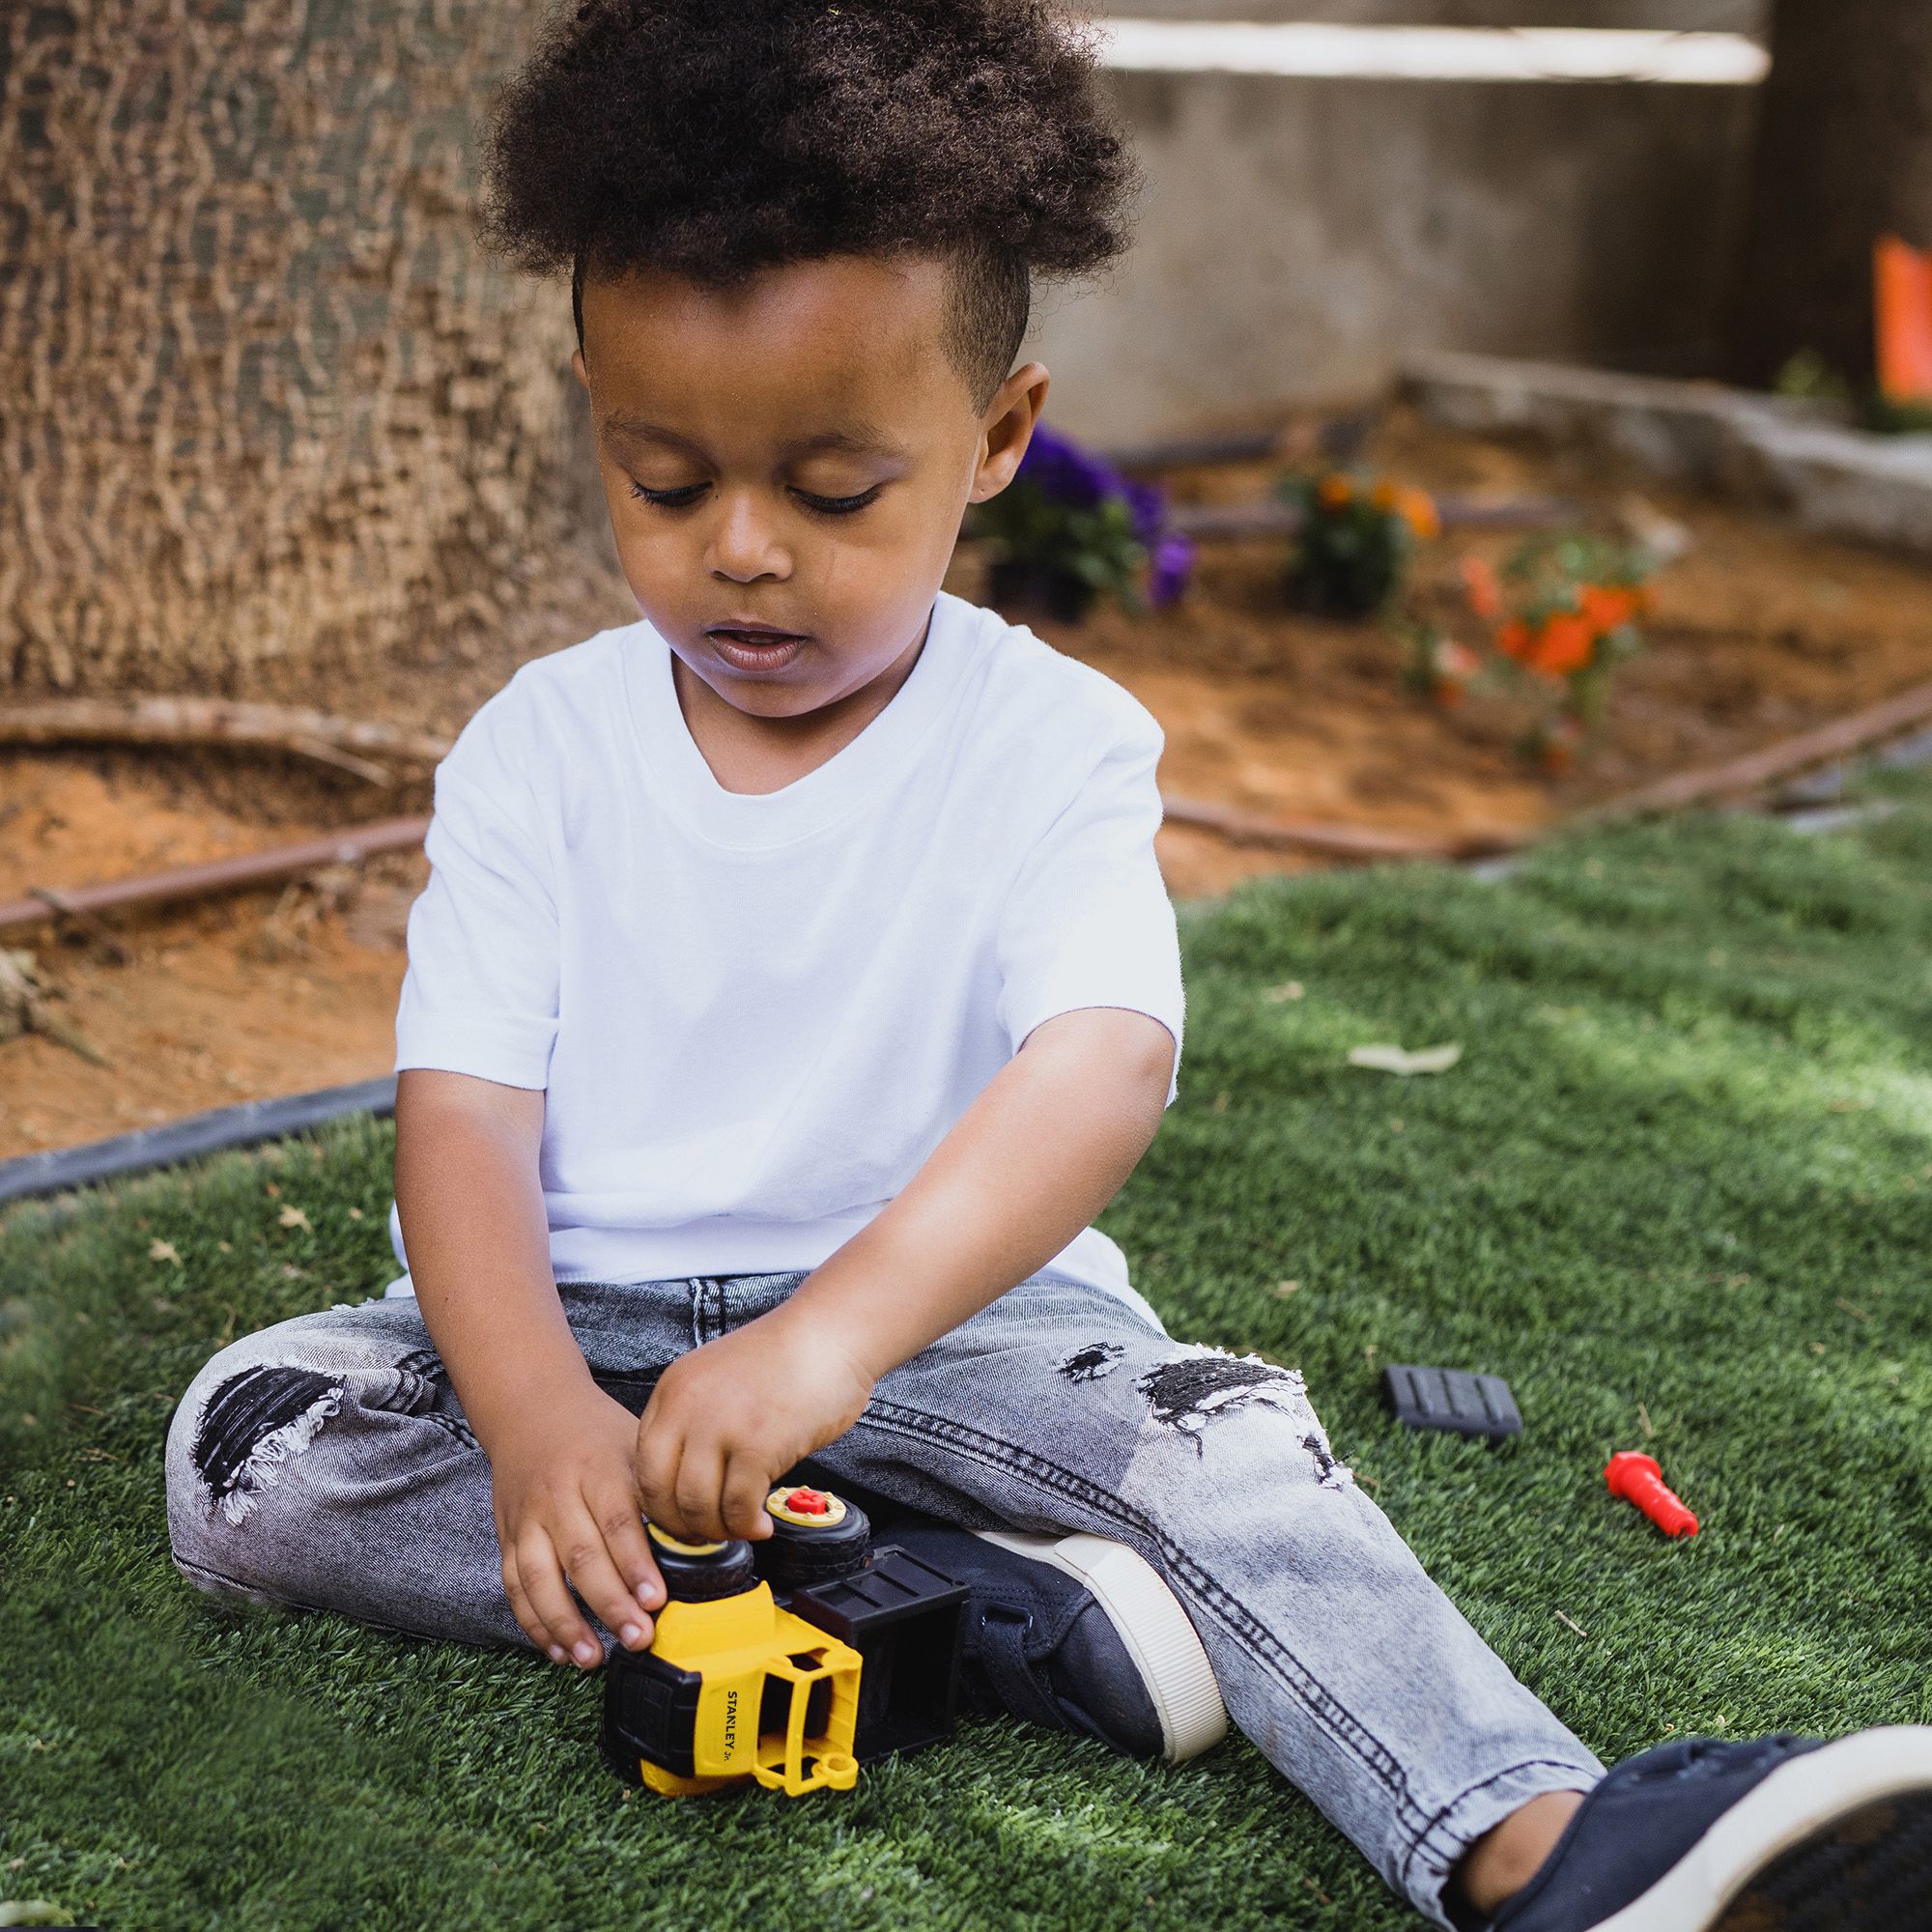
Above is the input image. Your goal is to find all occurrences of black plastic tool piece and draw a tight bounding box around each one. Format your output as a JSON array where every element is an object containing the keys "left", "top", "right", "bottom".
[
  {"left": 790, "top": 1547, "right": 969, "bottom": 1759},
  {"left": 1380, "top": 1364, "right": 1522, "bottom": 1441}
]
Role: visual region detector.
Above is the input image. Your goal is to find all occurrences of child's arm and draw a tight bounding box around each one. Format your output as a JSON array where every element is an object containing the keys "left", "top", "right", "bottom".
[
  {"left": 395, "top": 1069, "right": 665, "bottom": 1665},
  {"left": 634, "top": 1005, "right": 1176, "bottom": 1543}
]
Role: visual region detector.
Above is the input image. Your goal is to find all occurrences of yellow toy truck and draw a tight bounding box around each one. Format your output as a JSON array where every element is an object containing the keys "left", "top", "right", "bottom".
[{"left": 599, "top": 1484, "right": 969, "bottom": 1797}]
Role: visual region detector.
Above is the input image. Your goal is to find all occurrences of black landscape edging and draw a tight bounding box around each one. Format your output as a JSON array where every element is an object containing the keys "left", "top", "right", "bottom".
[{"left": 0, "top": 1076, "right": 397, "bottom": 1209}]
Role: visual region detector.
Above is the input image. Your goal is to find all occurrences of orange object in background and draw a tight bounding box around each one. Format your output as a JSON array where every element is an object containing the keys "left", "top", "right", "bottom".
[
  {"left": 1394, "top": 486, "right": 1441, "bottom": 542},
  {"left": 1875, "top": 235, "right": 1932, "bottom": 406},
  {"left": 1460, "top": 555, "right": 1503, "bottom": 621},
  {"left": 1531, "top": 612, "right": 1596, "bottom": 678},
  {"left": 1579, "top": 585, "right": 1639, "bottom": 635}
]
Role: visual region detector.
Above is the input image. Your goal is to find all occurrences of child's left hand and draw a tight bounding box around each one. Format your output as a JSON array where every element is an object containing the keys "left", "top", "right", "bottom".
[{"left": 634, "top": 1307, "right": 877, "bottom": 1544}]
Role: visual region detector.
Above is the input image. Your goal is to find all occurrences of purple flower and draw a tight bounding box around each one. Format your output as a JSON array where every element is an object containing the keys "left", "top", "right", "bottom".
[
  {"left": 1122, "top": 477, "right": 1167, "bottom": 548},
  {"left": 1149, "top": 530, "right": 1195, "bottom": 608},
  {"left": 1005, "top": 419, "right": 1191, "bottom": 609},
  {"left": 1015, "top": 421, "right": 1121, "bottom": 510}
]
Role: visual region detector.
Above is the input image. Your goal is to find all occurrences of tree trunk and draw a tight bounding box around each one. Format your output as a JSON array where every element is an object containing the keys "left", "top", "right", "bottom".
[
  {"left": 0, "top": 1, "right": 609, "bottom": 697},
  {"left": 1725, "top": 0, "right": 1932, "bottom": 389}
]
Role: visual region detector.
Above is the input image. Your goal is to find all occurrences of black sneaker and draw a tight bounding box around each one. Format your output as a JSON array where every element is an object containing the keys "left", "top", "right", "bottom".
[
  {"left": 859, "top": 1507, "right": 1228, "bottom": 1765},
  {"left": 1488, "top": 1728, "right": 1932, "bottom": 1931}
]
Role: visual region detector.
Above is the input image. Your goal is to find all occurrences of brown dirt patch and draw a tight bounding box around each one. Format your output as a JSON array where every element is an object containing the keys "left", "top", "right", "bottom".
[
  {"left": 0, "top": 753, "right": 427, "bottom": 1160},
  {"left": 1025, "top": 409, "right": 1932, "bottom": 893}
]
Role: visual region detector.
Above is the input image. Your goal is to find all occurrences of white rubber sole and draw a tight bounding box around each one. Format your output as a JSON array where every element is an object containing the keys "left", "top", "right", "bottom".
[
  {"left": 1589, "top": 1725, "right": 1932, "bottom": 1931},
  {"left": 972, "top": 1528, "right": 1230, "bottom": 1764}
]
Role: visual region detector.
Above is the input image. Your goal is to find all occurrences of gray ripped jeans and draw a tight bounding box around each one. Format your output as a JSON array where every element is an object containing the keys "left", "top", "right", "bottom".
[{"left": 163, "top": 1270, "right": 1601, "bottom": 1926}]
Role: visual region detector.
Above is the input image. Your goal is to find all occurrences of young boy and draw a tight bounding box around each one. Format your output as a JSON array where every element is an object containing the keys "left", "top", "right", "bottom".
[{"left": 164, "top": 3, "right": 1932, "bottom": 1925}]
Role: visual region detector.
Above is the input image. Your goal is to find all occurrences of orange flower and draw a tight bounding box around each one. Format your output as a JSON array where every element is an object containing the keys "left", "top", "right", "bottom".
[
  {"left": 1460, "top": 554, "right": 1503, "bottom": 620},
  {"left": 1579, "top": 584, "right": 1638, "bottom": 634},
  {"left": 1370, "top": 480, "right": 1398, "bottom": 509},
  {"left": 1394, "top": 487, "right": 1440, "bottom": 541},
  {"left": 1530, "top": 611, "right": 1596, "bottom": 678},
  {"left": 1318, "top": 473, "right": 1353, "bottom": 510},
  {"left": 1496, "top": 619, "right": 1534, "bottom": 662}
]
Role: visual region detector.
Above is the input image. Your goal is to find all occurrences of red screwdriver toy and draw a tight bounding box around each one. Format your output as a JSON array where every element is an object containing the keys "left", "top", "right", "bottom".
[{"left": 1605, "top": 1452, "right": 1699, "bottom": 1539}]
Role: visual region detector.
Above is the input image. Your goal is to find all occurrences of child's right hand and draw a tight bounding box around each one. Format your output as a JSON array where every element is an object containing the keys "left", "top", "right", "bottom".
[{"left": 484, "top": 1381, "right": 666, "bottom": 1669}]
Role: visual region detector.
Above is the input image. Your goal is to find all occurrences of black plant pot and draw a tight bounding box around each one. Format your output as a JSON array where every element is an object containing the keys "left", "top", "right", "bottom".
[
  {"left": 986, "top": 557, "right": 1099, "bottom": 625},
  {"left": 1283, "top": 560, "right": 1394, "bottom": 621}
]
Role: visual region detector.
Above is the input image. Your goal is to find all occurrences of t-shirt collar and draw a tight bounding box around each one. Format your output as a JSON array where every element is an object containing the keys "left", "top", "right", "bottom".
[{"left": 620, "top": 592, "right": 977, "bottom": 850}]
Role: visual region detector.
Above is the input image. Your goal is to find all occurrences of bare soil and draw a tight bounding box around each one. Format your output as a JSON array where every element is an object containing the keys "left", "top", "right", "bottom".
[
  {"left": 1050, "top": 412, "right": 1932, "bottom": 895},
  {"left": 7, "top": 408, "right": 1932, "bottom": 1158},
  {"left": 0, "top": 752, "right": 427, "bottom": 1158}
]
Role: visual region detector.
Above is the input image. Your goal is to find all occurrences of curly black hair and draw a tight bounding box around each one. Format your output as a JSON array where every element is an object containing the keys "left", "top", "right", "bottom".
[{"left": 476, "top": 0, "right": 1139, "bottom": 406}]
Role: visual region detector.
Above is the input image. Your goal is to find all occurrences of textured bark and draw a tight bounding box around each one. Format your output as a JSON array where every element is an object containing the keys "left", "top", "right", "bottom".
[
  {"left": 1725, "top": 0, "right": 1932, "bottom": 387},
  {"left": 1, "top": 0, "right": 601, "bottom": 696}
]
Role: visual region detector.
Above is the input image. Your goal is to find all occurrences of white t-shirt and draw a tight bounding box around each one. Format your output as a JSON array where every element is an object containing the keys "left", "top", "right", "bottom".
[{"left": 390, "top": 590, "right": 1183, "bottom": 1324}]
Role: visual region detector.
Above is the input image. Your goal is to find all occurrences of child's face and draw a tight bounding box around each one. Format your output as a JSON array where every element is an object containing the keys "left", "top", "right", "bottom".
[{"left": 572, "top": 254, "right": 1045, "bottom": 722}]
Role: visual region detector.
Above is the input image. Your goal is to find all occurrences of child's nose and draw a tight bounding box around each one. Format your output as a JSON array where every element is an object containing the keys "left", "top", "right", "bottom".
[{"left": 707, "top": 489, "right": 790, "bottom": 583}]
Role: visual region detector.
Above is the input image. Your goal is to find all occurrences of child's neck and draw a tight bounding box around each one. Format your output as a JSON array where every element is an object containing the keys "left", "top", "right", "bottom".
[{"left": 669, "top": 620, "right": 930, "bottom": 796}]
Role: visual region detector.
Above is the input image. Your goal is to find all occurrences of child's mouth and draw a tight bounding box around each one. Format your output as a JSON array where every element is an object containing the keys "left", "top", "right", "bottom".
[{"left": 707, "top": 625, "right": 808, "bottom": 674}]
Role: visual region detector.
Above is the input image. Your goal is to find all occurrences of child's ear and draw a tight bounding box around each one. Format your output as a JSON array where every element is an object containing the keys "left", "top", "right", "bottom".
[
  {"left": 970, "top": 362, "right": 1050, "bottom": 503},
  {"left": 571, "top": 347, "right": 590, "bottom": 393}
]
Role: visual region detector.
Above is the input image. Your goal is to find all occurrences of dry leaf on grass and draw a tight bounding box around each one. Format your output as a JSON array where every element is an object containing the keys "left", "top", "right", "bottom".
[
  {"left": 1348, "top": 1041, "right": 1463, "bottom": 1076},
  {"left": 277, "top": 1206, "right": 311, "bottom": 1231},
  {"left": 148, "top": 1239, "right": 182, "bottom": 1266}
]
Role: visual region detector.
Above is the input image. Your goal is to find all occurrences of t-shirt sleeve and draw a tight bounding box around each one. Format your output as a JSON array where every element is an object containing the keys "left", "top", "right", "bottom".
[
  {"left": 393, "top": 695, "right": 560, "bottom": 1090},
  {"left": 995, "top": 712, "right": 1184, "bottom": 1106}
]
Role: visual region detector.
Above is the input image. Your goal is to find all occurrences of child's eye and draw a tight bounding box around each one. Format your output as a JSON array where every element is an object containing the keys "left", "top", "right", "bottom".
[
  {"left": 791, "top": 485, "right": 882, "bottom": 518},
  {"left": 627, "top": 480, "right": 707, "bottom": 508},
  {"left": 624, "top": 479, "right": 881, "bottom": 516}
]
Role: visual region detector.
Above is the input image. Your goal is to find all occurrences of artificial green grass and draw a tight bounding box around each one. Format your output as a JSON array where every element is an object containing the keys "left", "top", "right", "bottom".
[{"left": 5, "top": 789, "right": 1932, "bottom": 1931}]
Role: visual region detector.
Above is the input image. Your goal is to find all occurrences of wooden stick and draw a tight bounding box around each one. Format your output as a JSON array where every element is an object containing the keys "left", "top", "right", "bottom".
[
  {"left": 0, "top": 948, "right": 110, "bottom": 1065},
  {"left": 1586, "top": 677, "right": 1932, "bottom": 823},
  {"left": 0, "top": 697, "right": 453, "bottom": 781},
  {"left": 1159, "top": 793, "right": 1524, "bottom": 862},
  {"left": 289, "top": 737, "right": 395, "bottom": 786},
  {"left": 27, "top": 889, "right": 132, "bottom": 964}
]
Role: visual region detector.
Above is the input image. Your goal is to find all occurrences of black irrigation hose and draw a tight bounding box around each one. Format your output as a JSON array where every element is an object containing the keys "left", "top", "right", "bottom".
[{"left": 0, "top": 1076, "right": 397, "bottom": 1209}]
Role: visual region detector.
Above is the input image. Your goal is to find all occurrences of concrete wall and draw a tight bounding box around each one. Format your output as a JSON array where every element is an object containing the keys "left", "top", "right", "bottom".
[{"left": 1028, "top": 19, "right": 1764, "bottom": 442}]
